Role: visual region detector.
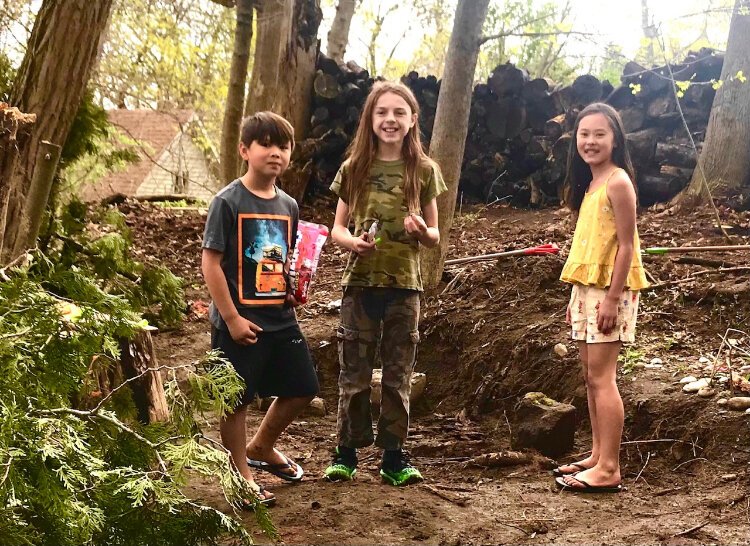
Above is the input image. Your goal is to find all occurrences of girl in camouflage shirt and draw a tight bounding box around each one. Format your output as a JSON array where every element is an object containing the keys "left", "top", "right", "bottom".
[{"left": 325, "top": 81, "right": 447, "bottom": 486}]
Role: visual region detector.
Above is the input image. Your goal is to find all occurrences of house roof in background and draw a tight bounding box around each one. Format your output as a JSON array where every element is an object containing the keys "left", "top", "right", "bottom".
[{"left": 82, "top": 109, "right": 195, "bottom": 201}]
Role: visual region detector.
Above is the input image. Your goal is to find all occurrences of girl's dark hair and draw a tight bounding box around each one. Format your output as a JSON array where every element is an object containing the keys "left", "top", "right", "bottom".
[
  {"left": 563, "top": 102, "right": 636, "bottom": 211},
  {"left": 240, "top": 111, "right": 295, "bottom": 150}
]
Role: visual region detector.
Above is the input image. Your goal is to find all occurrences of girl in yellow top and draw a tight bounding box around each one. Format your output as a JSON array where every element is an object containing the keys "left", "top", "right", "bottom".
[{"left": 555, "top": 103, "right": 649, "bottom": 494}]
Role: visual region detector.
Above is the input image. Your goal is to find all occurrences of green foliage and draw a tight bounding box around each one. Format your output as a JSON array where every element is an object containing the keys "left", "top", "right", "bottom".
[
  {"left": 94, "top": 0, "right": 236, "bottom": 146},
  {"left": 39, "top": 201, "right": 186, "bottom": 330},
  {"left": 153, "top": 199, "right": 207, "bottom": 209},
  {"left": 0, "top": 265, "right": 270, "bottom": 545},
  {"left": 0, "top": 50, "right": 13, "bottom": 102},
  {"left": 618, "top": 347, "right": 645, "bottom": 375},
  {"left": 128, "top": 265, "right": 186, "bottom": 328},
  {"left": 62, "top": 93, "right": 112, "bottom": 165},
  {"left": 477, "top": 0, "right": 580, "bottom": 83},
  {"left": 401, "top": 0, "right": 455, "bottom": 78},
  {"left": 596, "top": 43, "right": 627, "bottom": 84}
]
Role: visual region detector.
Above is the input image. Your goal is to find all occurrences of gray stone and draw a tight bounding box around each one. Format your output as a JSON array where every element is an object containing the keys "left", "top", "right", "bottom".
[
  {"left": 511, "top": 392, "right": 577, "bottom": 457},
  {"left": 726, "top": 397, "right": 750, "bottom": 411},
  {"left": 370, "top": 369, "right": 427, "bottom": 406},
  {"left": 304, "top": 396, "right": 327, "bottom": 416}
]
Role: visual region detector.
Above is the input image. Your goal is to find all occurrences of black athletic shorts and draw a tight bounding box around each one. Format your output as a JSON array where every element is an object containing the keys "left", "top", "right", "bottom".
[{"left": 211, "top": 324, "right": 319, "bottom": 406}]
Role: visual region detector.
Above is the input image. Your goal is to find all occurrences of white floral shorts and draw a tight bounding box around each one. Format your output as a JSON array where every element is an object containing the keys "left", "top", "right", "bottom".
[{"left": 568, "top": 284, "right": 640, "bottom": 344}]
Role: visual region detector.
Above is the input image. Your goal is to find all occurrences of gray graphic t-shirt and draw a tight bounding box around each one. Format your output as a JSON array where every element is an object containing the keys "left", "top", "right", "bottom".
[{"left": 202, "top": 179, "right": 299, "bottom": 331}]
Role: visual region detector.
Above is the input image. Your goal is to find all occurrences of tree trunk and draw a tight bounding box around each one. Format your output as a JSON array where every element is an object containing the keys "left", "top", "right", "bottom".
[
  {"left": 1, "top": 0, "right": 114, "bottom": 264},
  {"left": 118, "top": 330, "right": 170, "bottom": 424},
  {"left": 326, "top": 0, "right": 357, "bottom": 63},
  {"left": 275, "top": 0, "right": 322, "bottom": 141},
  {"left": 16, "top": 140, "right": 62, "bottom": 255},
  {"left": 243, "top": 0, "right": 321, "bottom": 201},
  {"left": 675, "top": 0, "right": 750, "bottom": 206},
  {"left": 220, "top": 0, "right": 254, "bottom": 186},
  {"left": 244, "top": 0, "right": 293, "bottom": 117},
  {"left": 421, "top": 0, "right": 491, "bottom": 289},
  {"left": 0, "top": 105, "right": 36, "bottom": 263}
]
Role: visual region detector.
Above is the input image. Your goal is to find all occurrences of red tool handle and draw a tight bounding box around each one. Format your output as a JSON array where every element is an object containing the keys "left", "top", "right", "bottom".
[{"left": 522, "top": 243, "right": 560, "bottom": 255}]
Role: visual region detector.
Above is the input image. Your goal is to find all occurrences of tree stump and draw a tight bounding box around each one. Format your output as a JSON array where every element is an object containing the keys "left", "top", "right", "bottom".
[{"left": 118, "top": 329, "right": 170, "bottom": 423}]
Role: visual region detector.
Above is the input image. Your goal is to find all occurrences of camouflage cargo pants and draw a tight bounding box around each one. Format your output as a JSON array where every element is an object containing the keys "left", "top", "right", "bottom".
[{"left": 336, "top": 286, "right": 420, "bottom": 450}]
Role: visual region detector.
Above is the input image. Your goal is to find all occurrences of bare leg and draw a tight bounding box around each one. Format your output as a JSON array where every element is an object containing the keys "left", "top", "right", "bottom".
[
  {"left": 557, "top": 342, "right": 598, "bottom": 472},
  {"left": 562, "top": 341, "right": 623, "bottom": 488},
  {"left": 220, "top": 405, "right": 274, "bottom": 501},
  {"left": 246, "top": 395, "right": 314, "bottom": 474}
]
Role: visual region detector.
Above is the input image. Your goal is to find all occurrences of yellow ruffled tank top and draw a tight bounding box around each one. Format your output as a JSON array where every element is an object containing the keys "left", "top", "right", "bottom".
[{"left": 560, "top": 169, "right": 649, "bottom": 290}]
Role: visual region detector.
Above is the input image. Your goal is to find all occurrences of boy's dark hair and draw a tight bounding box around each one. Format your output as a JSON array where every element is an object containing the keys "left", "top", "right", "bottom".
[
  {"left": 240, "top": 111, "right": 295, "bottom": 150},
  {"left": 563, "top": 102, "right": 637, "bottom": 212}
]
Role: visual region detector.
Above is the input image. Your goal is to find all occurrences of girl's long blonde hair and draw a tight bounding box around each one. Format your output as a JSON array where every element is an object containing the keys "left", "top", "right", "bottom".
[{"left": 343, "top": 81, "right": 437, "bottom": 215}]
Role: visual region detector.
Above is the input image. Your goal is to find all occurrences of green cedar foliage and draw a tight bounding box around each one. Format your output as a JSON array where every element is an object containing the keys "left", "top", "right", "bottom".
[
  {"left": 0, "top": 261, "right": 274, "bottom": 545},
  {"left": 43, "top": 200, "right": 185, "bottom": 330}
]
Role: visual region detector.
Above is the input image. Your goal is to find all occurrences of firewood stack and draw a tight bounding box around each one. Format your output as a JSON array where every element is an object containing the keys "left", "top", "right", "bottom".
[
  {"left": 458, "top": 48, "right": 722, "bottom": 207},
  {"left": 290, "top": 53, "right": 374, "bottom": 194},
  {"left": 296, "top": 48, "right": 723, "bottom": 207}
]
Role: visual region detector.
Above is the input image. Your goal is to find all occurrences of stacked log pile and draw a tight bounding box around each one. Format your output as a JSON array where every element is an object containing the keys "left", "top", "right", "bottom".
[
  {"left": 285, "top": 53, "right": 374, "bottom": 195},
  {"left": 295, "top": 48, "right": 722, "bottom": 207}
]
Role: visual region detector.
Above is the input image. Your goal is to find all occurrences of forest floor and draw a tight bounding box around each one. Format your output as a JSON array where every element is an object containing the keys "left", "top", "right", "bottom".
[{"left": 120, "top": 196, "right": 750, "bottom": 545}]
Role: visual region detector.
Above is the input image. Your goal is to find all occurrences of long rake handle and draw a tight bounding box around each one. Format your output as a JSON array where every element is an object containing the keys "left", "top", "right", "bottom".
[{"left": 644, "top": 245, "right": 750, "bottom": 255}]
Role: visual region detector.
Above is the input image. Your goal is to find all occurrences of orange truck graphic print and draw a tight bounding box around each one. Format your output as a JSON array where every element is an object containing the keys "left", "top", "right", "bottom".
[
  {"left": 255, "top": 244, "right": 286, "bottom": 296},
  {"left": 237, "top": 213, "right": 291, "bottom": 306}
]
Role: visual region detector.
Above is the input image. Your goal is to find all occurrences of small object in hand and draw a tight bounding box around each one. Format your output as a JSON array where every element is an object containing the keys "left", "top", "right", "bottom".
[
  {"left": 367, "top": 221, "right": 378, "bottom": 242},
  {"left": 554, "top": 343, "right": 568, "bottom": 357}
]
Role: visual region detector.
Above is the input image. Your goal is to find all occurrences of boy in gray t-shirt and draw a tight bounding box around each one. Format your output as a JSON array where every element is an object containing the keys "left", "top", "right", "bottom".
[{"left": 202, "top": 112, "right": 318, "bottom": 509}]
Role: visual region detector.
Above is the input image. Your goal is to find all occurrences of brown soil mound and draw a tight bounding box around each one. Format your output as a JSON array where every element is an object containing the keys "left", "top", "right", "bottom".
[{"left": 116, "top": 197, "right": 750, "bottom": 545}]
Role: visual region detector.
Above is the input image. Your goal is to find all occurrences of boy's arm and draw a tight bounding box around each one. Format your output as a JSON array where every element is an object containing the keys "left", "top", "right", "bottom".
[{"left": 202, "top": 248, "right": 262, "bottom": 344}]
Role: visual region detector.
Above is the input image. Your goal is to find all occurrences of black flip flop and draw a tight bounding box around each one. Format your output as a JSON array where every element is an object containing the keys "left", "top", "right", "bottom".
[
  {"left": 555, "top": 475, "right": 623, "bottom": 493},
  {"left": 247, "top": 450, "right": 304, "bottom": 482},
  {"left": 552, "top": 462, "right": 592, "bottom": 477}
]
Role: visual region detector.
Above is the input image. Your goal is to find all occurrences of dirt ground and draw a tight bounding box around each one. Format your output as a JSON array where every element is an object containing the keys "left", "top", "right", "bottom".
[{"left": 119, "top": 197, "right": 750, "bottom": 545}]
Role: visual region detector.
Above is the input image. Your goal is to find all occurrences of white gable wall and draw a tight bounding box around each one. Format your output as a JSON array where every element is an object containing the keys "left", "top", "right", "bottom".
[{"left": 135, "top": 132, "right": 218, "bottom": 201}]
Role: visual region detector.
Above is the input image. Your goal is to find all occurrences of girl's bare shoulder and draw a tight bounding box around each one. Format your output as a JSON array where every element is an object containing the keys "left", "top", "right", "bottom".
[
  {"left": 609, "top": 169, "right": 635, "bottom": 190},
  {"left": 607, "top": 169, "right": 637, "bottom": 202}
]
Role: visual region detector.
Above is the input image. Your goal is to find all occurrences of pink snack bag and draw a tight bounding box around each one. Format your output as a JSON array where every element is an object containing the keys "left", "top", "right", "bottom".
[{"left": 290, "top": 220, "right": 329, "bottom": 304}]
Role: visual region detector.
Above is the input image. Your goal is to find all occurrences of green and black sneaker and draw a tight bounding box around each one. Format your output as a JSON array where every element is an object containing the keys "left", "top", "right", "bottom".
[
  {"left": 380, "top": 449, "right": 423, "bottom": 486},
  {"left": 323, "top": 446, "right": 357, "bottom": 482}
]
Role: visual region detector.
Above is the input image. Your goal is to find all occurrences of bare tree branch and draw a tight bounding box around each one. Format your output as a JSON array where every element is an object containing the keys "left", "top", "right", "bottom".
[{"left": 479, "top": 30, "right": 594, "bottom": 46}]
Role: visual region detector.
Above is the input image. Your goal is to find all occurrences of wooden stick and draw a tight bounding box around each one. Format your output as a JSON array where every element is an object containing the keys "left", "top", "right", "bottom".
[
  {"left": 672, "top": 520, "right": 709, "bottom": 537},
  {"left": 645, "top": 245, "right": 750, "bottom": 255},
  {"left": 420, "top": 484, "right": 468, "bottom": 506}
]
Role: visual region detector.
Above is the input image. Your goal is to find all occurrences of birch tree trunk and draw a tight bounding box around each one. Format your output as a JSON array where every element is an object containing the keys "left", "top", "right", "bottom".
[
  {"left": 326, "top": 0, "right": 357, "bottom": 63},
  {"left": 673, "top": 0, "right": 750, "bottom": 207},
  {"left": 220, "top": 0, "right": 254, "bottom": 186},
  {"left": 421, "top": 0, "right": 490, "bottom": 289},
  {"left": 1, "top": 0, "right": 114, "bottom": 264}
]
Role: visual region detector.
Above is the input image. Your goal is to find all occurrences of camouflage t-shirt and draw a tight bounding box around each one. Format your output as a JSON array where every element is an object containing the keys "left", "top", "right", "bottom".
[{"left": 330, "top": 158, "right": 447, "bottom": 291}]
